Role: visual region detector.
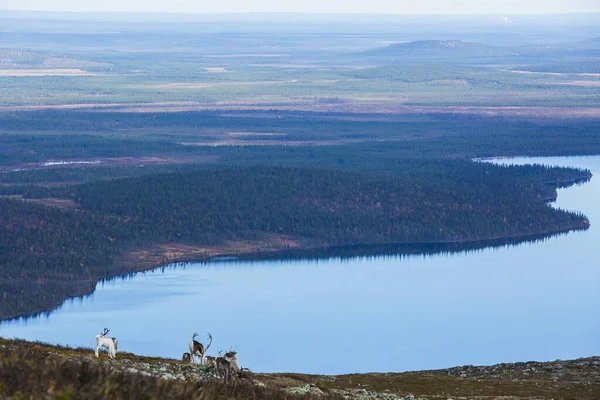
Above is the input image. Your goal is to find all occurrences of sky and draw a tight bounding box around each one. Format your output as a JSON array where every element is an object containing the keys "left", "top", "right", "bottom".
[{"left": 3, "top": 0, "right": 600, "bottom": 14}]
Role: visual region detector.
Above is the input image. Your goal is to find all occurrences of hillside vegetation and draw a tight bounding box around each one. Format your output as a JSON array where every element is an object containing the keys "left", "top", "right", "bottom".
[
  {"left": 0, "top": 48, "right": 109, "bottom": 70},
  {"left": 1, "top": 337, "right": 599, "bottom": 399}
]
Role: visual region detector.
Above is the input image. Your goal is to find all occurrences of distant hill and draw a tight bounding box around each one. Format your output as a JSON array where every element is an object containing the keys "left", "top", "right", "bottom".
[
  {"left": 358, "top": 40, "right": 513, "bottom": 59},
  {"left": 0, "top": 48, "right": 110, "bottom": 70}
]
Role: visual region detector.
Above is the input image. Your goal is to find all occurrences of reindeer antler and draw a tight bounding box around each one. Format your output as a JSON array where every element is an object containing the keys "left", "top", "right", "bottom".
[
  {"left": 224, "top": 347, "right": 237, "bottom": 358},
  {"left": 101, "top": 327, "right": 110, "bottom": 336}
]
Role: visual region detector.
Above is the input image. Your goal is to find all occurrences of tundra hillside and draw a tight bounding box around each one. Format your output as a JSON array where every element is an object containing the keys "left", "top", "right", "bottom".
[{"left": 1, "top": 337, "right": 599, "bottom": 399}]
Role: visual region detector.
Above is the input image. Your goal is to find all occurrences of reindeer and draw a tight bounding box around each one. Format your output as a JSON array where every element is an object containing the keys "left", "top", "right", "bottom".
[
  {"left": 189, "top": 332, "right": 212, "bottom": 364},
  {"left": 95, "top": 328, "right": 118, "bottom": 359},
  {"left": 203, "top": 355, "right": 217, "bottom": 370},
  {"left": 216, "top": 350, "right": 240, "bottom": 383},
  {"left": 182, "top": 352, "right": 191, "bottom": 363}
]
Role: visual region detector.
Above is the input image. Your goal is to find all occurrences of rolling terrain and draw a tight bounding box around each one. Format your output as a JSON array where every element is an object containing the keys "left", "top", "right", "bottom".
[{"left": 0, "top": 12, "right": 599, "bottom": 336}]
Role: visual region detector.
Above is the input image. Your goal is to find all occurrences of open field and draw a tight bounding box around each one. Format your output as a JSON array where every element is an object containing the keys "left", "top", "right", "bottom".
[
  {"left": 119, "top": 236, "right": 304, "bottom": 272},
  {"left": 1, "top": 23, "right": 600, "bottom": 109},
  {"left": 4, "top": 102, "right": 600, "bottom": 118},
  {"left": 0, "top": 155, "right": 220, "bottom": 174},
  {"left": 554, "top": 80, "right": 600, "bottom": 87},
  {"left": 0, "top": 194, "right": 80, "bottom": 209},
  {"left": 205, "top": 67, "right": 228, "bottom": 72},
  {"left": 509, "top": 70, "right": 600, "bottom": 77},
  {"left": 0, "top": 68, "right": 97, "bottom": 76}
]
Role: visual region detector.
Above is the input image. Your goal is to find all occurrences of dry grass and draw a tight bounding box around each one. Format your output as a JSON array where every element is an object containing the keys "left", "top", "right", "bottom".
[
  {"left": 178, "top": 139, "right": 365, "bottom": 146},
  {"left": 148, "top": 81, "right": 290, "bottom": 89},
  {"left": 0, "top": 195, "right": 80, "bottom": 210},
  {"left": 0, "top": 338, "right": 323, "bottom": 400},
  {"left": 228, "top": 132, "right": 286, "bottom": 137},
  {"left": 0, "top": 155, "right": 220, "bottom": 174},
  {"left": 553, "top": 80, "right": 600, "bottom": 87},
  {"left": 5, "top": 102, "right": 600, "bottom": 118},
  {"left": 509, "top": 70, "right": 600, "bottom": 77},
  {"left": 2, "top": 338, "right": 600, "bottom": 399},
  {"left": 120, "top": 235, "right": 304, "bottom": 271},
  {"left": 205, "top": 67, "right": 228, "bottom": 73},
  {"left": 263, "top": 365, "right": 600, "bottom": 400}
]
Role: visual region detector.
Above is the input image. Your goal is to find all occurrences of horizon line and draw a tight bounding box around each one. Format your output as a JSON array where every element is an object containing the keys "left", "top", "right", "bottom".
[{"left": 2, "top": 9, "right": 600, "bottom": 16}]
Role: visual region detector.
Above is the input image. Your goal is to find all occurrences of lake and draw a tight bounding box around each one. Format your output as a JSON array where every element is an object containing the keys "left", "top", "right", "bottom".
[{"left": 1, "top": 156, "right": 599, "bottom": 375}]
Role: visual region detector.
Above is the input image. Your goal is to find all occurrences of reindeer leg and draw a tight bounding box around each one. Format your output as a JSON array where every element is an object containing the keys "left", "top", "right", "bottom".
[{"left": 95, "top": 344, "right": 99, "bottom": 358}]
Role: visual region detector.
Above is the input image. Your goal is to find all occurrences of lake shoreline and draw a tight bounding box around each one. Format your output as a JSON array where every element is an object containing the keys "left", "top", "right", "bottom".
[
  {"left": 2, "top": 219, "right": 588, "bottom": 323},
  {"left": 121, "top": 220, "right": 590, "bottom": 266},
  {"left": 2, "top": 155, "right": 593, "bottom": 322}
]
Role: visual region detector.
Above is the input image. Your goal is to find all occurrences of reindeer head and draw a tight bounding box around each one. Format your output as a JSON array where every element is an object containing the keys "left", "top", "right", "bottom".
[{"left": 100, "top": 328, "right": 110, "bottom": 337}]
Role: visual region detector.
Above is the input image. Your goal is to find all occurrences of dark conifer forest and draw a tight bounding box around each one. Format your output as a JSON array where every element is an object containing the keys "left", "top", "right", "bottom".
[{"left": 0, "top": 111, "right": 596, "bottom": 319}]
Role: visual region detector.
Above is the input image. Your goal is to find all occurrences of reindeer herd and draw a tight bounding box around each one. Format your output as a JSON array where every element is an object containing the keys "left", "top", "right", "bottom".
[{"left": 94, "top": 328, "right": 245, "bottom": 382}]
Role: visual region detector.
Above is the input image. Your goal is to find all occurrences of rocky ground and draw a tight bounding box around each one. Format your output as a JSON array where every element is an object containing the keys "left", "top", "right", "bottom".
[{"left": 1, "top": 338, "right": 599, "bottom": 399}]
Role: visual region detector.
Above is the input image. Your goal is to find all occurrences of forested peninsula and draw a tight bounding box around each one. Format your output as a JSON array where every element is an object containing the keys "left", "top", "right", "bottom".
[
  {"left": 1, "top": 109, "right": 599, "bottom": 320},
  {"left": 0, "top": 156, "right": 592, "bottom": 321}
]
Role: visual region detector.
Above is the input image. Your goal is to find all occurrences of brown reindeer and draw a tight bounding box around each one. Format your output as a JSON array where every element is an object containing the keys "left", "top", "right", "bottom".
[
  {"left": 216, "top": 350, "right": 240, "bottom": 383},
  {"left": 204, "top": 355, "right": 217, "bottom": 369},
  {"left": 182, "top": 352, "right": 191, "bottom": 363},
  {"left": 189, "top": 332, "right": 212, "bottom": 364}
]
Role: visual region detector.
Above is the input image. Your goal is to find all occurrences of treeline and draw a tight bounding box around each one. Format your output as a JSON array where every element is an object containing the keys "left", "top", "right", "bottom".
[
  {"left": 2, "top": 112, "right": 600, "bottom": 186},
  {"left": 0, "top": 132, "right": 192, "bottom": 165},
  {"left": 516, "top": 60, "right": 600, "bottom": 74},
  {"left": 71, "top": 165, "right": 589, "bottom": 246}
]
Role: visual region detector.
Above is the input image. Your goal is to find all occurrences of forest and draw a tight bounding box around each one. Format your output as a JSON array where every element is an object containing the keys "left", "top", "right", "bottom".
[
  {"left": 0, "top": 116, "right": 598, "bottom": 321},
  {"left": 0, "top": 150, "right": 592, "bottom": 319}
]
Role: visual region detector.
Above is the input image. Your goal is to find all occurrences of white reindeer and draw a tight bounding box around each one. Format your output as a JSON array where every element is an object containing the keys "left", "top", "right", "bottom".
[{"left": 95, "top": 327, "right": 118, "bottom": 359}]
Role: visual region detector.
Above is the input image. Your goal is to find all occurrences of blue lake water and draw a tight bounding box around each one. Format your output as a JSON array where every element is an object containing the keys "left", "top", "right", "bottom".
[{"left": 1, "top": 156, "right": 599, "bottom": 374}]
